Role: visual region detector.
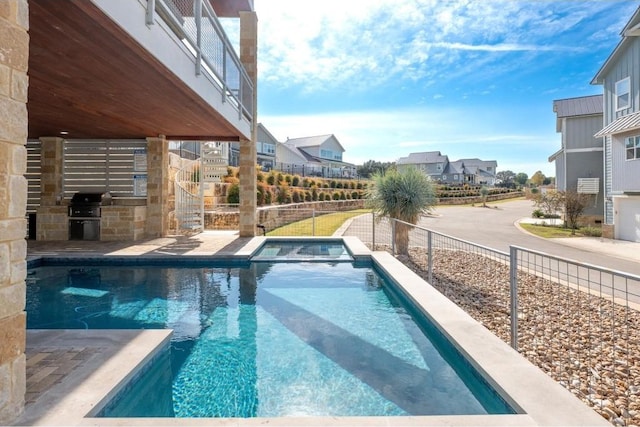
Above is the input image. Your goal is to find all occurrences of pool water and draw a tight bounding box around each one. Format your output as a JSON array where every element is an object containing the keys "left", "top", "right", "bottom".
[
  {"left": 251, "top": 240, "right": 352, "bottom": 261},
  {"left": 26, "top": 261, "right": 513, "bottom": 418}
]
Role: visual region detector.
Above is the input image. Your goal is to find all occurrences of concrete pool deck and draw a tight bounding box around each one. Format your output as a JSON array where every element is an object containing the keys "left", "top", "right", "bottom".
[{"left": 19, "top": 234, "right": 610, "bottom": 427}]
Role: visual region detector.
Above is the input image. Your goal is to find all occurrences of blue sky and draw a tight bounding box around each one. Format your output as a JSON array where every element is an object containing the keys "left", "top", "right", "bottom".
[{"left": 249, "top": 0, "right": 638, "bottom": 177}]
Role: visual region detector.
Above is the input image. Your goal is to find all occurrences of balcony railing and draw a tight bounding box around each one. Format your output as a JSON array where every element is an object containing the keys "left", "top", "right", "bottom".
[{"left": 146, "top": 0, "right": 253, "bottom": 122}]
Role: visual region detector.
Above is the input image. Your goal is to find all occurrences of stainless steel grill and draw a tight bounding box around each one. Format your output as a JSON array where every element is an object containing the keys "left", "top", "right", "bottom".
[{"left": 68, "top": 192, "right": 112, "bottom": 240}]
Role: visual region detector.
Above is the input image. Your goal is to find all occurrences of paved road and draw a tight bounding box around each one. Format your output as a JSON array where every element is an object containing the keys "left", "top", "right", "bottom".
[
  {"left": 344, "top": 198, "right": 640, "bottom": 276},
  {"left": 420, "top": 199, "right": 640, "bottom": 276}
]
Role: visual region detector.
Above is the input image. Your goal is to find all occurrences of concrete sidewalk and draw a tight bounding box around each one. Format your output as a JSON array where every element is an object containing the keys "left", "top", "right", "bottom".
[{"left": 518, "top": 217, "right": 640, "bottom": 265}]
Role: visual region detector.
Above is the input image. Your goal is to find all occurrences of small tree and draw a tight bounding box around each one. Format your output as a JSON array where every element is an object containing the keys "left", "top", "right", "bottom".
[
  {"left": 366, "top": 167, "right": 436, "bottom": 255},
  {"left": 533, "top": 191, "right": 563, "bottom": 217},
  {"left": 560, "top": 191, "right": 592, "bottom": 234}
]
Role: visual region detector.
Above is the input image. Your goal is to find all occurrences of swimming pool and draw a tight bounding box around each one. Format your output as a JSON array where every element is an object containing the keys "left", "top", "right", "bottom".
[{"left": 27, "top": 259, "right": 513, "bottom": 418}]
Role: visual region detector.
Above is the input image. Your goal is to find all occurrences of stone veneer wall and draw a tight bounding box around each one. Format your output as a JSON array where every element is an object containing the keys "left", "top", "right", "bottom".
[
  {"left": 146, "top": 137, "right": 169, "bottom": 238},
  {"left": 0, "top": 0, "right": 28, "bottom": 423}
]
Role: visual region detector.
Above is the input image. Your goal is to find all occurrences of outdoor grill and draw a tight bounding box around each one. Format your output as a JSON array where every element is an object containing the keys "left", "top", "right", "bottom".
[{"left": 68, "top": 192, "right": 112, "bottom": 240}]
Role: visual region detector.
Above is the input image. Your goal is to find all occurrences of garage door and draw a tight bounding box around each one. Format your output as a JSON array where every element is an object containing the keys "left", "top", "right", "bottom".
[{"left": 615, "top": 197, "right": 640, "bottom": 242}]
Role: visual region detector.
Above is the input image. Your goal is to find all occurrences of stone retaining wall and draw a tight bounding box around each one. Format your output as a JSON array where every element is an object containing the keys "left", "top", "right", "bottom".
[
  {"left": 437, "top": 191, "right": 523, "bottom": 205},
  {"left": 205, "top": 200, "right": 365, "bottom": 231}
]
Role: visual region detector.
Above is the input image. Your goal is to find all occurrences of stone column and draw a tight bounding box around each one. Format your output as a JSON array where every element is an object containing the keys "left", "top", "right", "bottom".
[
  {"left": 0, "top": 0, "right": 28, "bottom": 423},
  {"left": 35, "top": 137, "right": 67, "bottom": 240},
  {"left": 145, "top": 136, "right": 169, "bottom": 238},
  {"left": 238, "top": 11, "right": 258, "bottom": 237},
  {"left": 38, "top": 137, "right": 64, "bottom": 205}
]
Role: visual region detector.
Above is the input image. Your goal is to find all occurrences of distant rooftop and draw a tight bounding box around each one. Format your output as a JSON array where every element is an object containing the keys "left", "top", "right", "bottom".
[{"left": 553, "top": 95, "right": 603, "bottom": 118}]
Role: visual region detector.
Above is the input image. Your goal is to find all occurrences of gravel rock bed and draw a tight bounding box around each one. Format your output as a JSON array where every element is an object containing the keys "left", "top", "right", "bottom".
[{"left": 387, "top": 246, "right": 640, "bottom": 427}]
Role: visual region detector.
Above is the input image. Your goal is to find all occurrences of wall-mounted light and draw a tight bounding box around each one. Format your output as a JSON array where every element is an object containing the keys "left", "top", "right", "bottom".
[{"left": 60, "top": 131, "right": 69, "bottom": 135}]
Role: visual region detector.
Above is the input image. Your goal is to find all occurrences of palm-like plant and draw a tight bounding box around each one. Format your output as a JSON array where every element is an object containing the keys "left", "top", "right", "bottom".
[{"left": 366, "top": 167, "right": 436, "bottom": 255}]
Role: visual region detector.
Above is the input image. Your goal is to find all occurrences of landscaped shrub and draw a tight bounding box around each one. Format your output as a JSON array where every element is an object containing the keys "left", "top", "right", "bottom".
[
  {"left": 266, "top": 172, "right": 276, "bottom": 185},
  {"left": 292, "top": 190, "right": 302, "bottom": 203},
  {"left": 304, "top": 191, "right": 312, "bottom": 202},
  {"left": 332, "top": 192, "right": 340, "bottom": 200},
  {"left": 339, "top": 191, "right": 346, "bottom": 200},
  {"left": 581, "top": 226, "right": 602, "bottom": 237},
  {"left": 352, "top": 191, "right": 360, "bottom": 199},
  {"left": 227, "top": 183, "right": 240, "bottom": 204},
  {"left": 276, "top": 184, "right": 291, "bottom": 204},
  {"left": 532, "top": 209, "right": 544, "bottom": 218}
]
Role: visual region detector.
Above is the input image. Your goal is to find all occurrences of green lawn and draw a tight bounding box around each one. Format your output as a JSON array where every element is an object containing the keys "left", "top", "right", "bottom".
[
  {"left": 520, "top": 222, "right": 602, "bottom": 238},
  {"left": 266, "top": 209, "right": 372, "bottom": 236}
]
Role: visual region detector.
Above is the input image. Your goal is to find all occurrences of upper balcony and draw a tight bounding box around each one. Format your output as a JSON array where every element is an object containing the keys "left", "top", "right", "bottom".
[{"left": 28, "top": 0, "right": 254, "bottom": 141}]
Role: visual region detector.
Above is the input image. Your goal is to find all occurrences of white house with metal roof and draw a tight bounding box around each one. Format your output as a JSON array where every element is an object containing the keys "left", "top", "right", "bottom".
[
  {"left": 548, "top": 95, "right": 604, "bottom": 223},
  {"left": 592, "top": 6, "right": 640, "bottom": 241},
  {"left": 275, "top": 134, "right": 357, "bottom": 178},
  {"left": 397, "top": 151, "right": 498, "bottom": 185}
]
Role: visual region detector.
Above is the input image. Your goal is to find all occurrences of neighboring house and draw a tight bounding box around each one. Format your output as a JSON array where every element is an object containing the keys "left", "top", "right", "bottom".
[
  {"left": 548, "top": 95, "right": 604, "bottom": 223},
  {"left": 592, "top": 6, "right": 640, "bottom": 241},
  {"left": 397, "top": 151, "right": 498, "bottom": 185},
  {"left": 228, "top": 123, "right": 277, "bottom": 170},
  {"left": 276, "top": 134, "right": 357, "bottom": 178}
]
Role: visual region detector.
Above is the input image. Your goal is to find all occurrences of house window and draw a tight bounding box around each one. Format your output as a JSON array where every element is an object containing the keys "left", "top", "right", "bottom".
[
  {"left": 625, "top": 135, "right": 640, "bottom": 160},
  {"left": 262, "top": 143, "right": 275, "bottom": 155},
  {"left": 437, "top": 163, "right": 443, "bottom": 171},
  {"left": 453, "top": 174, "right": 458, "bottom": 180},
  {"left": 442, "top": 174, "right": 447, "bottom": 181},
  {"left": 616, "top": 77, "right": 630, "bottom": 111}
]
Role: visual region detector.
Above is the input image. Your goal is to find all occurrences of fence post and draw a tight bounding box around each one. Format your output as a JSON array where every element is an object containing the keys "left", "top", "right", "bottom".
[
  {"left": 509, "top": 246, "right": 519, "bottom": 351},
  {"left": 427, "top": 230, "right": 433, "bottom": 284},
  {"left": 391, "top": 218, "right": 396, "bottom": 255},
  {"left": 312, "top": 208, "right": 316, "bottom": 236},
  {"left": 371, "top": 212, "right": 375, "bottom": 249}
]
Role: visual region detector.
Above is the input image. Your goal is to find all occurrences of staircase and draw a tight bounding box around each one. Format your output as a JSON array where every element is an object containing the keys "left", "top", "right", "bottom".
[
  {"left": 174, "top": 142, "right": 229, "bottom": 234},
  {"left": 175, "top": 163, "right": 203, "bottom": 233}
]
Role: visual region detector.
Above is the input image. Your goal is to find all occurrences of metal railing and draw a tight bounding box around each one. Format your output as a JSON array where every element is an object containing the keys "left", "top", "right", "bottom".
[
  {"left": 146, "top": 0, "right": 253, "bottom": 121},
  {"left": 353, "top": 216, "right": 640, "bottom": 426},
  {"left": 174, "top": 160, "right": 203, "bottom": 233}
]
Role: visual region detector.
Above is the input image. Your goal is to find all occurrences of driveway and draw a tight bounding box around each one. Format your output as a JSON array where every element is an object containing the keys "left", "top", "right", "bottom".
[{"left": 420, "top": 198, "right": 640, "bottom": 276}]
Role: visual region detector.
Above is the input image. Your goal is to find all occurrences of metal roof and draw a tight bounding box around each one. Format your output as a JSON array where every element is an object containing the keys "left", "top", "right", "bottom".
[
  {"left": 594, "top": 111, "right": 640, "bottom": 138},
  {"left": 553, "top": 95, "right": 603, "bottom": 118},
  {"left": 397, "top": 151, "right": 447, "bottom": 165}
]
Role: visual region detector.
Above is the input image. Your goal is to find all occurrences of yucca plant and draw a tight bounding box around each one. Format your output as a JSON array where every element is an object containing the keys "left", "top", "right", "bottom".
[{"left": 366, "top": 167, "right": 436, "bottom": 255}]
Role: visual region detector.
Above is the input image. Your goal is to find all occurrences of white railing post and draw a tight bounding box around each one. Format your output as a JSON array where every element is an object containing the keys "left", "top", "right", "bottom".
[
  {"left": 312, "top": 208, "right": 316, "bottom": 236},
  {"left": 146, "top": 0, "right": 156, "bottom": 25},
  {"left": 195, "top": 0, "right": 202, "bottom": 76},
  {"left": 509, "top": 245, "right": 519, "bottom": 351}
]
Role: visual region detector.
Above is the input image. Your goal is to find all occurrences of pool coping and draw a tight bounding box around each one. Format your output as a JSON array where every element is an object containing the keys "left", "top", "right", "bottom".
[
  {"left": 21, "top": 236, "right": 609, "bottom": 427},
  {"left": 17, "top": 329, "right": 172, "bottom": 426}
]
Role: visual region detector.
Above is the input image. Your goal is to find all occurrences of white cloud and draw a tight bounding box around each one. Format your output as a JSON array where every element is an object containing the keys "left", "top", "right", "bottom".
[{"left": 254, "top": 0, "right": 630, "bottom": 92}]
